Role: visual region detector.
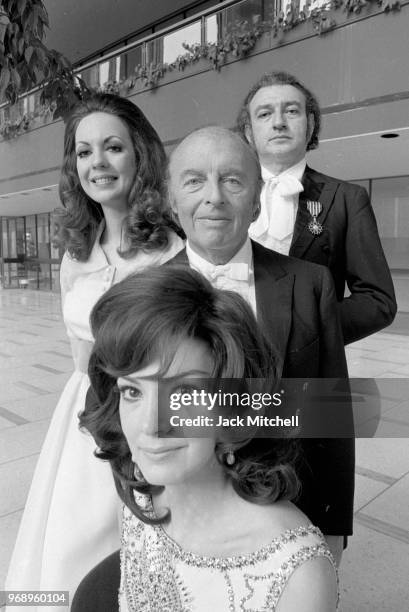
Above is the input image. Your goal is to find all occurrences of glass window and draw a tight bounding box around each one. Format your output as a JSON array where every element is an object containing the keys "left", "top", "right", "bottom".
[
  {"left": 162, "top": 21, "right": 202, "bottom": 64},
  {"left": 371, "top": 177, "right": 409, "bottom": 270},
  {"left": 221, "top": 0, "right": 263, "bottom": 37},
  {"left": 2, "top": 218, "right": 25, "bottom": 286},
  {"left": 2, "top": 218, "right": 9, "bottom": 258},
  {"left": 6, "top": 263, "right": 18, "bottom": 287},
  {"left": 8, "top": 218, "right": 17, "bottom": 258},
  {"left": 37, "top": 213, "right": 51, "bottom": 290},
  {"left": 25, "top": 216, "right": 37, "bottom": 258},
  {"left": 22, "top": 94, "right": 36, "bottom": 114},
  {"left": 99, "top": 61, "right": 110, "bottom": 87},
  {"left": 16, "top": 217, "right": 25, "bottom": 259},
  {"left": 80, "top": 65, "right": 100, "bottom": 89},
  {"left": 37, "top": 214, "right": 50, "bottom": 259},
  {"left": 25, "top": 215, "right": 38, "bottom": 288},
  {"left": 264, "top": 0, "right": 283, "bottom": 19},
  {"left": 119, "top": 44, "right": 144, "bottom": 80},
  {"left": 50, "top": 217, "right": 62, "bottom": 260},
  {"left": 51, "top": 263, "right": 61, "bottom": 293},
  {"left": 1, "top": 213, "right": 62, "bottom": 290},
  {"left": 205, "top": 14, "right": 218, "bottom": 44},
  {"left": 300, "top": 0, "right": 327, "bottom": 11},
  {"left": 97, "top": 58, "right": 120, "bottom": 88},
  {"left": 146, "top": 37, "right": 164, "bottom": 66}
]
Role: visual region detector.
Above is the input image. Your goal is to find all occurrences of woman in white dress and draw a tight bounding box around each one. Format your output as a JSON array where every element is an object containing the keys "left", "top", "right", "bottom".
[
  {"left": 6, "top": 94, "right": 184, "bottom": 604},
  {"left": 75, "top": 267, "right": 338, "bottom": 611}
]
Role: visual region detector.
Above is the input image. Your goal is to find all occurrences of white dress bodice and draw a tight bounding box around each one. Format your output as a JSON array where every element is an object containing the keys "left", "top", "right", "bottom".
[{"left": 119, "top": 499, "right": 338, "bottom": 612}]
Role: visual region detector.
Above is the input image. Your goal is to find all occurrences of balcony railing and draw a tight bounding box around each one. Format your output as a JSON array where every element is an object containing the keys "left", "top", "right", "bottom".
[
  {"left": 6, "top": 0, "right": 372, "bottom": 136},
  {"left": 0, "top": 0, "right": 287, "bottom": 127}
]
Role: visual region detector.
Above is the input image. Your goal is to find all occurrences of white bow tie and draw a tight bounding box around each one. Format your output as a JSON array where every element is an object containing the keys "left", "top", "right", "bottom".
[
  {"left": 265, "top": 174, "right": 304, "bottom": 197},
  {"left": 207, "top": 262, "right": 249, "bottom": 283},
  {"left": 250, "top": 173, "right": 304, "bottom": 240}
]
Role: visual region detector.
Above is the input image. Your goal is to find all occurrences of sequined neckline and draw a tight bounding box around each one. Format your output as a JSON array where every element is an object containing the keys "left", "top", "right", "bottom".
[
  {"left": 156, "top": 522, "right": 324, "bottom": 569},
  {"left": 132, "top": 495, "right": 325, "bottom": 570}
]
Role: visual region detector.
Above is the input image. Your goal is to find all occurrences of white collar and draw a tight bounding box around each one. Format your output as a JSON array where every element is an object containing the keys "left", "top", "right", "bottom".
[
  {"left": 261, "top": 158, "right": 307, "bottom": 183},
  {"left": 186, "top": 237, "right": 253, "bottom": 273}
]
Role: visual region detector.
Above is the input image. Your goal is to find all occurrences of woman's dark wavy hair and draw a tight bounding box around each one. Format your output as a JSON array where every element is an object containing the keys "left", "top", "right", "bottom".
[
  {"left": 80, "top": 266, "right": 300, "bottom": 524},
  {"left": 55, "top": 93, "right": 181, "bottom": 261},
  {"left": 236, "top": 71, "right": 321, "bottom": 151}
]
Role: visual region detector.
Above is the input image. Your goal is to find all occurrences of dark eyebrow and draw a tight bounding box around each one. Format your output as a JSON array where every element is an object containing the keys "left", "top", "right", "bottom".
[
  {"left": 179, "top": 169, "right": 245, "bottom": 178},
  {"left": 253, "top": 104, "right": 272, "bottom": 112},
  {"left": 220, "top": 169, "right": 246, "bottom": 177},
  {"left": 119, "top": 369, "right": 212, "bottom": 382},
  {"left": 76, "top": 135, "right": 125, "bottom": 147},
  {"left": 254, "top": 100, "right": 303, "bottom": 113},
  {"left": 179, "top": 170, "right": 204, "bottom": 179}
]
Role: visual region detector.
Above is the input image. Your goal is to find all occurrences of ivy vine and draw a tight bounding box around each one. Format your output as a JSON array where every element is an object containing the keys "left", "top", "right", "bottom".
[
  {"left": 96, "top": 0, "right": 400, "bottom": 93},
  {"left": 0, "top": 0, "right": 402, "bottom": 140}
]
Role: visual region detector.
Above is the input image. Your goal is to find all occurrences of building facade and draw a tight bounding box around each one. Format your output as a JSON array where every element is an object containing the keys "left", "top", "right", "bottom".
[{"left": 0, "top": 0, "right": 408, "bottom": 310}]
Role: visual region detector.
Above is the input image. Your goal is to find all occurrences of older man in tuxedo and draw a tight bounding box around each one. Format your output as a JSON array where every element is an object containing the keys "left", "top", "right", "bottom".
[
  {"left": 236, "top": 70, "right": 396, "bottom": 345},
  {"left": 166, "top": 126, "right": 354, "bottom": 564}
]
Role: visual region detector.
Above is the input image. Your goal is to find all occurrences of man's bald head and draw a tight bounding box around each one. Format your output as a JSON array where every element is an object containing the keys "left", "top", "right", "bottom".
[{"left": 168, "top": 126, "right": 262, "bottom": 189}]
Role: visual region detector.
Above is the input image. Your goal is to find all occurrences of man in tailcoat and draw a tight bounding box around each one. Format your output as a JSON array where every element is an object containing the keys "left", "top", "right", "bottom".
[
  {"left": 165, "top": 126, "right": 354, "bottom": 564},
  {"left": 236, "top": 70, "right": 396, "bottom": 345}
]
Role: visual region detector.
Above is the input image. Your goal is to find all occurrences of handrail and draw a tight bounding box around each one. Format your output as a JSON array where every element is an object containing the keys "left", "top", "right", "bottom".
[{"left": 0, "top": 0, "right": 249, "bottom": 109}]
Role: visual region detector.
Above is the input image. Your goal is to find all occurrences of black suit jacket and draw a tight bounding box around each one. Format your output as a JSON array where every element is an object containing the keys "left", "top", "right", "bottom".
[
  {"left": 290, "top": 166, "right": 397, "bottom": 345},
  {"left": 166, "top": 244, "right": 354, "bottom": 535}
]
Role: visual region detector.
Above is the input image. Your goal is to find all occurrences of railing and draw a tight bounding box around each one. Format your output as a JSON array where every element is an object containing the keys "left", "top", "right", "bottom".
[
  {"left": 0, "top": 0, "right": 284, "bottom": 127},
  {"left": 77, "top": 0, "right": 283, "bottom": 89}
]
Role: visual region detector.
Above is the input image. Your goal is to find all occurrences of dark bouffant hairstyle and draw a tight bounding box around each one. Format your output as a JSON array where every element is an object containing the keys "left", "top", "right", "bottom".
[
  {"left": 236, "top": 70, "right": 321, "bottom": 151},
  {"left": 56, "top": 93, "right": 180, "bottom": 261},
  {"left": 80, "top": 266, "right": 299, "bottom": 524}
]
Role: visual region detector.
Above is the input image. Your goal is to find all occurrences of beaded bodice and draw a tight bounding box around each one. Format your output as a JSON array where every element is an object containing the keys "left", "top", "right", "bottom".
[{"left": 119, "top": 499, "right": 338, "bottom": 612}]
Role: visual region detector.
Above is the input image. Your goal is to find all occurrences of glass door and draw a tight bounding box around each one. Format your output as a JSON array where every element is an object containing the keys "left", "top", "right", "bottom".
[{"left": 0, "top": 213, "right": 63, "bottom": 291}]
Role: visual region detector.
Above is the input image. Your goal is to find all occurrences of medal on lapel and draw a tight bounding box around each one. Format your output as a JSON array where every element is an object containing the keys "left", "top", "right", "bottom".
[{"left": 306, "top": 200, "right": 323, "bottom": 236}]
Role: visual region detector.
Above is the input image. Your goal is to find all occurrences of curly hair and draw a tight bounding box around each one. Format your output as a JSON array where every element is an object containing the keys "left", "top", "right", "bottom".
[
  {"left": 55, "top": 93, "right": 181, "bottom": 261},
  {"left": 236, "top": 71, "right": 321, "bottom": 151},
  {"left": 80, "top": 266, "right": 300, "bottom": 524}
]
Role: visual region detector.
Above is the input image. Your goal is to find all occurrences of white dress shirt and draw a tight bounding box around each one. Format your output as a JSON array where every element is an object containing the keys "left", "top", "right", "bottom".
[
  {"left": 249, "top": 158, "right": 306, "bottom": 255},
  {"left": 186, "top": 239, "right": 257, "bottom": 315}
]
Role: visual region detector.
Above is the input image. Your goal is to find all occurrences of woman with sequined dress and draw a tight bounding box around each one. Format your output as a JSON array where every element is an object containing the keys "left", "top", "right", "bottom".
[
  {"left": 5, "top": 94, "right": 184, "bottom": 604},
  {"left": 75, "top": 266, "right": 338, "bottom": 612}
]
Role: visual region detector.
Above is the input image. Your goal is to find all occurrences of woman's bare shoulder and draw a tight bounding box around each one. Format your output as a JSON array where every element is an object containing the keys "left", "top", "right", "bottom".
[
  {"left": 276, "top": 555, "right": 338, "bottom": 611},
  {"left": 244, "top": 499, "right": 311, "bottom": 536},
  {"left": 226, "top": 498, "right": 312, "bottom": 554}
]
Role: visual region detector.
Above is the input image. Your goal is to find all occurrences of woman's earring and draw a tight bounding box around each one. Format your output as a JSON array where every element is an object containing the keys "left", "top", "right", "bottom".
[
  {"left": 133, "top": 464, "right": 145, "bottom": 481},
  {"left": 226, "top": 450, "right": 235, "bottom": 466}
]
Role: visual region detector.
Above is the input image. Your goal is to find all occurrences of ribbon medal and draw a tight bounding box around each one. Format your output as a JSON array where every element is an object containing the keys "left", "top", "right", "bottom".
[{"left": 306, "top": 200, "right": 323, "bottom": 236}]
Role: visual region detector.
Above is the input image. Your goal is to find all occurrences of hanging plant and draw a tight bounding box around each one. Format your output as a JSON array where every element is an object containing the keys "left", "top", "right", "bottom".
[
  {"left": 0, "top": 112, "right": 30, "bottom": 139},
  {"left": 0, "top": 0, "right": 80, "bottom": 106}
]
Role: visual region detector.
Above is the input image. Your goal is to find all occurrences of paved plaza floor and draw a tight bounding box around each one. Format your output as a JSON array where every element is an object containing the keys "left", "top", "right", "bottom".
[{"left": 0, "top": 289, "right": 408, "bottom": 610}]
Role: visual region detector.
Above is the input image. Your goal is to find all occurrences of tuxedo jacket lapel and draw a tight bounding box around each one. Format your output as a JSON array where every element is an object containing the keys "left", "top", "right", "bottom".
[
  {"left": 252, "top": 242, "right": 294, "bottom": 378},
  {"left": 291, "top": 166, "right": 338, "bottom": 259}
]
